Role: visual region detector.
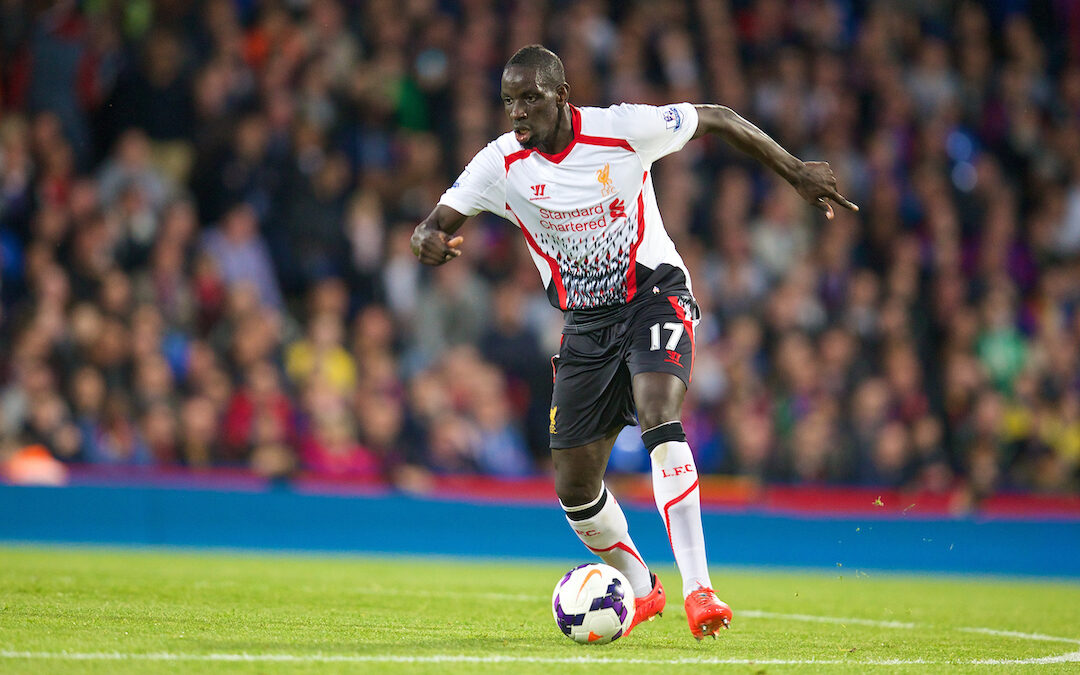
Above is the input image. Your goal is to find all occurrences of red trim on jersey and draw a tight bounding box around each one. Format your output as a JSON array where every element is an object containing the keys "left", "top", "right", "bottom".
[
  {"left": 504, "top": 148, "right": 533, "bottom": 172},
  {"left": 507, "top": 203, "right": 567, "bottom": 309},
  {"left": 662, "top": 477, "right": 699, "bottom": 552},
  {"left": 624, "top": 171, "right": 649, "bottom": 301},
  {"left": 666, "top": 295, "right": 695, "bottom": 381},
  {"left": 577, "top": 134, "right": 635, "bottom": 152},
  {"left": 584, "top": 541, "right": 648, "bottom": 571},
  {"left": 534, "top": 105, "right": 636, "bottom": 164}
]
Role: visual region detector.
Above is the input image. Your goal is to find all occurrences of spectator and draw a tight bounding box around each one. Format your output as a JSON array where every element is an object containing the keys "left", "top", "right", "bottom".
[
  {"left": 222, "top": 360, "right": 295, "bottom": 463},
  {"left": 97, "top": 129, "right": 170, "bottom": 214},
  {"left": 99, "top": 27, "right": 195, "bottom": 154},
  {"left": 200, "top": 202, "right": 283, "bottom": 309},
  {"left": 300, "top": 407, "right": 382, "bottom": 478},
  {"left": 286, "top": 311, "right": 356, "bottom": 396}
]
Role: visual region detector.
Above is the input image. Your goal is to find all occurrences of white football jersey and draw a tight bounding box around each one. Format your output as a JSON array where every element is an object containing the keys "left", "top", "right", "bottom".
[{"left": 439, "top": 103, "right": 699, "bottom": 313}]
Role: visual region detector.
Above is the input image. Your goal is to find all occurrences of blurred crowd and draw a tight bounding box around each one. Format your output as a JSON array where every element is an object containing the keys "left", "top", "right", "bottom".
[{"left": 1, "top": 0, "right": 1079, "bottom": 499}]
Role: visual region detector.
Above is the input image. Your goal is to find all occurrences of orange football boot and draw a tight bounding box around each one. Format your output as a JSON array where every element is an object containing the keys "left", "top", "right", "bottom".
[
  {"left": 625, "top": 573, "right": 665, "bottom": 635},
  {"left": 684, "top": 586, "right": 732, "bottom": 639}
]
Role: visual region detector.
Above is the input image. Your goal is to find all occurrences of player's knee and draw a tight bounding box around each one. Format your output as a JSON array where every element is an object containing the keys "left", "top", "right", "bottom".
[
  {"left": 637, "top": 376, "right": 686, "bottom": 450},
  {"left": 637, "top": 403, "right": 681, "bottom": 432},
  {"left": 633, "top": 376, "right": 686, "bottom": 430},
  {"left": 554, "top": 474, "right": 603, "bottom": 508}
]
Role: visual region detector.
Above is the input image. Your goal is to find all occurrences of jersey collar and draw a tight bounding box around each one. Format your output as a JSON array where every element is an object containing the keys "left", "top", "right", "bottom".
[{"left": 534, "top": 105, "right": 581, "bottom": 164}]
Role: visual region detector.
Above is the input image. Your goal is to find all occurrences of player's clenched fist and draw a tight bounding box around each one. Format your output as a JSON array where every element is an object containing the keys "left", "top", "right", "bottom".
[{"left": 410, "top": 224, "right": 464, "bottom": 265}]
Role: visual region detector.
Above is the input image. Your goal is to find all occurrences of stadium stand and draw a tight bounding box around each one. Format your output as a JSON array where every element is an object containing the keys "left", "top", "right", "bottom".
[{"left": 1, "top": 0, "right": 1078, "bottom": 508}]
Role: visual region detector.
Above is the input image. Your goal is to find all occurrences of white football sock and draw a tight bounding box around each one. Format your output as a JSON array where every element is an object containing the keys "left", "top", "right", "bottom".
[
  {"left": 649, "top": 436, "right": 712, "bottom": 598},
  {"left": 561, "top": 484, "right": 653, "bottom": 598}
]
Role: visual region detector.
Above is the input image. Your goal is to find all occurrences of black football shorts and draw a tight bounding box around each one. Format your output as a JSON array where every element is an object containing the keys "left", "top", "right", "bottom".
[{"left": 548, "top": 291, "right": 699, "bottom": 450}]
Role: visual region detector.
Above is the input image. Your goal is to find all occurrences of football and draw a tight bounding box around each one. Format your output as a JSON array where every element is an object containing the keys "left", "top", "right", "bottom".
[{"left": 551, "top": 563, "right": 635, "bottom": 644}]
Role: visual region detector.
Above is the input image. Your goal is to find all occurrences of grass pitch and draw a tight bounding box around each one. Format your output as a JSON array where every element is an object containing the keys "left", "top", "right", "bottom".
[{"left": 0, "top": 546, "right": 1078, "bottom": 673}]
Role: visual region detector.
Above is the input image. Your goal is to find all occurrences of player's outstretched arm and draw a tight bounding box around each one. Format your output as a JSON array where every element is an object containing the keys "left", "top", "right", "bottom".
[
  {"left": 693, "top": 105, "right": 859, "bottom": 220},
  {"left": 411, "top": 205, "right": 468, "bottom": 265}
]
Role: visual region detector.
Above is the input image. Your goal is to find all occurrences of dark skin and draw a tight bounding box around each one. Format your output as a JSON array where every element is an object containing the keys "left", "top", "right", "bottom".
[{"left": 412, "top": 63, "right": 859, "bottom": 507}]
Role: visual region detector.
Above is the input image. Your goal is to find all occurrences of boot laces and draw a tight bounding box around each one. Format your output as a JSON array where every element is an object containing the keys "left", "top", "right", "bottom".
[{"left": 690, "top": 587, "right": 717, "bottom": 607}]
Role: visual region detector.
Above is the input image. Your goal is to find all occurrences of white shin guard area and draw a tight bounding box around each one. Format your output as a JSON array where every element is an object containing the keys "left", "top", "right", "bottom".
[
  {"left": 563, "top": 489, "right": 653, "bottom": 597},
  {"left": 650, "top": 440, "right": 711, "bottom": 597}
]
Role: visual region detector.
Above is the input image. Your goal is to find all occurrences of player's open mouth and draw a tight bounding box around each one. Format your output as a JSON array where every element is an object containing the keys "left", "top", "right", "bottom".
[{"left": 514, "top": 128, "right": 531, "bottom": 144}]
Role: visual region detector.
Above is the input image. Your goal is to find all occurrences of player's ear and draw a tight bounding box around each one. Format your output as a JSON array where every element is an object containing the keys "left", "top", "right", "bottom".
[{"left": 556, "top": 82, "right": 570, "bottom": 105}]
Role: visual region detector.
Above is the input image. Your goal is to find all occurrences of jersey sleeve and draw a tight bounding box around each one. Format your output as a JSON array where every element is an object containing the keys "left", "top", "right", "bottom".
[
  {"left": 437, "top": 141, "right": 506, "bottom": 218},
  {"left": 609, "top": 103, "right": 700, "bottom": 166}
]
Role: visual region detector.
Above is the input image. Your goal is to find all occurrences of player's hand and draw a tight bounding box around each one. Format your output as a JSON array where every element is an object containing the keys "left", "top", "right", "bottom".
[
  {"left": 792, "top": 161, "right": 859, "bottom": 220},
  {"left": 411, "top": 224, "right": 464, "bottom": 266}
]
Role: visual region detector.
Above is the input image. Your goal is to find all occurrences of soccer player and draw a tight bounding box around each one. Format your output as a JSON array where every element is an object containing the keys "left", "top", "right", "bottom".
[{"left": 412, "top": 45, "right": 857, "bottom": 640}]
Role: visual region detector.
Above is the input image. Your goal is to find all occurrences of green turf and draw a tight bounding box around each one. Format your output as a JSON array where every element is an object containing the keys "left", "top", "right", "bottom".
[{"left": 0, "top": 546, "right": 1078, "bottom": 673}]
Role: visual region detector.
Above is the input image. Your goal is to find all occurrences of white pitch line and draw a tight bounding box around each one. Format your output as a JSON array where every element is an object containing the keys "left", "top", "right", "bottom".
[
  {"left": 959, "top": 627, "right": 1080, "bottom": 645},
  {"left": 741, "top": 610, "right": 916, "bottom": 629},
  {"left": 354, "top": 589, "right": 545, "bottom": 603},
  {"left": 1018, "top": 650, "right": 1080, "bottom": 664},
  {"left": 973, "top": 651, "right": 1080, "bottom": 665},
  {"left": 443, "top": 591, "right": 543, "bottom": 602}
]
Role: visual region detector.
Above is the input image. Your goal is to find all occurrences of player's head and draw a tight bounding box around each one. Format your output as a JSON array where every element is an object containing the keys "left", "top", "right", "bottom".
[{"left": 502, "top": 45, "right": 570, "bottom": 150}]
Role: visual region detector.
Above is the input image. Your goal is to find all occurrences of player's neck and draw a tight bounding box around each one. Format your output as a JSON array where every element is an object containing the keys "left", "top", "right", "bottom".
[{"left": 538, "top": 104, "right": 574, "bottom": 155}]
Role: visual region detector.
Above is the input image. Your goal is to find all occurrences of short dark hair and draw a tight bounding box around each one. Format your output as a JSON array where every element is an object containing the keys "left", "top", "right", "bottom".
[{"left": 504, "top": 44, "right": 566, "bottom": 91}]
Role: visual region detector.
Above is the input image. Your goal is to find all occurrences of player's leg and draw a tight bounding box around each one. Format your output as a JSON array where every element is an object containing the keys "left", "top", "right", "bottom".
[
  {"left": 628, "top": 293, "right": 732, "bottom": 638},
  {"left": 633, "top": 372, "right": 731, "bottom": 638},
  {"left": 633, "top": 372, "right": 713, "bottom": 595},
  {"left": 550, "top": 330, "right": 663, "bottom": 628},
  {"left": 553, "top": 434, "right": 666, "bottom": 632},
  {"left": 552, "top": 433, "right": 651, "bottom": 597}
]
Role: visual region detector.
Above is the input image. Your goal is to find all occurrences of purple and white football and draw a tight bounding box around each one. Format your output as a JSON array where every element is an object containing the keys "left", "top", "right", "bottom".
[{"left": 551, "top": 563, "right": 635, "bottom": 644}]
